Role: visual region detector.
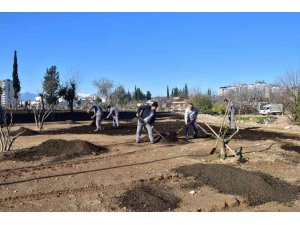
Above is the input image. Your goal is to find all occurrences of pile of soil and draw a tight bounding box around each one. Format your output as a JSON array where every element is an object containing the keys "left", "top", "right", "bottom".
[
  {"left": 281, "top": 144, "right": 300, "bottom": 153},
  {"left": 139, "top": 133, "right": 189, "bottom": 144},
  {"left": 64, "top": 120, "right": 79, "bottom": 124},
  {"left": 2, "top": 139, "right": 108, "bottom": 162},
  {"left": 119, "top": 184, "right": 180, "bottom": 212},
  {"left": 174, "top": 163, "right": 299, "bottom": 206},
  {"left": 10, "top": 127, "right": 39, "bottom": 136},
  {"left": 43, "top": 124, "right": 136, "bottom": 136}
]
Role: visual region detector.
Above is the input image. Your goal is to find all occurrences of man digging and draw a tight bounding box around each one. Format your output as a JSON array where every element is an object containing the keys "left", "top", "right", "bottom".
[
  {"left": 87, "top": 104, "right": 104, "bottom": 132},
  {"left": 106, "top": 105, "right": 119, "bottom": 127},
  {"left": 136, "top": 102, "right": 158, "bottom": 144},
  {"left": 184, "top": 102, "right": 200, "bottom": 139}
]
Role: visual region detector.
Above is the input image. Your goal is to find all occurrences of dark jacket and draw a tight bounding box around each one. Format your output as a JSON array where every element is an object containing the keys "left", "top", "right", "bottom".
[{"left": 137, "top": 105, "right": 157, "bottom": 125}]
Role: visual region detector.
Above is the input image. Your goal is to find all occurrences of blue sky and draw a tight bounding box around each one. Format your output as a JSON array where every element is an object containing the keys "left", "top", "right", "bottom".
[{"left": 0, "top": 13, "right": 299, "bottom": 96}]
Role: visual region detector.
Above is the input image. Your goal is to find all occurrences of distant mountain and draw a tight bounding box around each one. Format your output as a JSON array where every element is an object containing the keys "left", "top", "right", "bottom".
[{"left": 20, "top": 92, "right": 37, "bottom": 101}]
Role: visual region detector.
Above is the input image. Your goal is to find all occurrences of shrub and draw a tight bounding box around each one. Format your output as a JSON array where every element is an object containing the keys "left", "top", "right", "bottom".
[
  {"left": 193, "top": 95, "right": 213, "bottom": 114},
  {"left": 212, "top": 104, "right": 226, "bottom": 115}
]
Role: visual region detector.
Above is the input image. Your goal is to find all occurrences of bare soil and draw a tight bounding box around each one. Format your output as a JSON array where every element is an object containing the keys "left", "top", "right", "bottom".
[
  {"left": 119, "top": 182, "right": 180, "bottom": 212},
  {"left": 1, "top": 139, "right": 108, "bottom": 162},
  {"left": 174, "top": 163, "right": 299, "bottom": 206},
  {"left": 10, "top": 127, "right": 39, "bottom": 136},
  {"left": 281, "top": 144, "right": 300, "bottom": 153},
  {"left": 0, "top": 114, "right": 299, "bottom": 212}
]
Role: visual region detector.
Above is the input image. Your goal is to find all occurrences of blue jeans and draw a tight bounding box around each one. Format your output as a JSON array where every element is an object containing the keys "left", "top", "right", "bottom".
[{"left": 185, "top": 121, "right": 199, "bottom": 138}]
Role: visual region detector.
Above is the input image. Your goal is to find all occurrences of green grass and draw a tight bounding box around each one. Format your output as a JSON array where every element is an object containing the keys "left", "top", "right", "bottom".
[{"left": 238, "top": 115, "right": 276, "bottom": 124}]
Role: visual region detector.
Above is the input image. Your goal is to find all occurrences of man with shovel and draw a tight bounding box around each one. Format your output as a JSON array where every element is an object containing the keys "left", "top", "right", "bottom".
[
  {"left": 106, "top": 105, "right": 119, "bottom": 127},
  {"left": 184, "top": 102, "right": 200, "bottom": 139},
  {"left": 87, "top": 104, "right": 103, "bottom": 132},
  {"left": 136, "top": 102, "right": 158, "bottom": 144}
]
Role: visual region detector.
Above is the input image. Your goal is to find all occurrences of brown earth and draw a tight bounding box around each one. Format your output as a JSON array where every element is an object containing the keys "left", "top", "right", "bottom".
[
  {"left": 0, "top": 115, "right": 299, "bottom": 212},
  {"left": 10, "top": 127, "right": 39, "bottom": 136},
  {"left": 281, "top": 144, "right": 300, "bottom": 153},
  {"left": 119, "top": 182, "right": 180, "bottom": 212},
  {"left": 1, "top": 139, "right": 108, "bottom": 162},
  {"left": 174, "top": 163, "right": 299, "bottom": 206}
]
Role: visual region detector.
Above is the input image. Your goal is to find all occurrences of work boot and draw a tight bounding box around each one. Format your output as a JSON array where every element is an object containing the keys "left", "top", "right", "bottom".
[{"left": 136, "top": 140, "right": 141, "bottom": 144}]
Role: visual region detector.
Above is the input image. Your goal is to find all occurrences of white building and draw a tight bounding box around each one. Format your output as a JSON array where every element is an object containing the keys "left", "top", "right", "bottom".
[
  {"left": 0, "top": 79, "right": 16, "bottom": 107},
  {"left": 217, "top": 86, "right": 237, "bottom": 96},
  {"left": 217, "top": 81, "right": 282, "bottom": 99}
]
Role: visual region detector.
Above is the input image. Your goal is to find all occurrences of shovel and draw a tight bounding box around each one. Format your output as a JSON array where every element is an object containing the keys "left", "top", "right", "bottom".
[
  {"left": 153, "top": 127, "right": 167, "bottom": 141},
  {"left": 137, "top": 115, "right": 166, "bottom": 142},
  {"left": 175, "top": 120, "right": 193, "bottom": 135},
  {"left": 161, "top": 121, "right": 193, "bottom": 141}
]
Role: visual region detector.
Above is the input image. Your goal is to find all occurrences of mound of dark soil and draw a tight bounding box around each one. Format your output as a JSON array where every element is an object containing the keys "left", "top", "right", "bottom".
[
  {"left": 10, "top": 127, "right": 39, "bottom": 136},
  {"left": 64, "top": 120, "right": 79, "bottom": 124},
  {"left": 119, "top": 184, "right": 180, "bottom": 212},
  {"left": 2, "top": 139, "right": 108, "bottom": 162},
  {"left": 281, "top": 144, "right": 300, "bottom": 153},
  {"left": 139, "top": 133, "right": 189, "bottom": 144},
  {"left": 43, "top": 124, "right": 136, "bottom": 136},
  {"left": 174, "top": 163, "right": 299, "bottom": 206}
]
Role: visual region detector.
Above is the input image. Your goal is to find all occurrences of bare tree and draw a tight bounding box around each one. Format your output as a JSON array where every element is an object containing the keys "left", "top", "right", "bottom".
[
  {"left": 0, "top": 111, "right": 25, "bottom": 152},
  {"left": 32, "top": 103, "right": 54, "bottom": 131},
  {"left": 276, "top": 68, "right": 300, "bottom": 121},
  {"left": 93, "top": 78, "right": 114, "bottom": 103}
]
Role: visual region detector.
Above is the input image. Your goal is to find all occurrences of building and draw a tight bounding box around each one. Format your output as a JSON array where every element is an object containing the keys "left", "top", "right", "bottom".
[
  {"left": 217, "top": 81, "right": 282, "bottom": 99},
  {"left": 217, "top": 86, "right": 238, "bottom": 96},
  {"left": 0, "top": 79, "right": 16, "bottom": 107}
]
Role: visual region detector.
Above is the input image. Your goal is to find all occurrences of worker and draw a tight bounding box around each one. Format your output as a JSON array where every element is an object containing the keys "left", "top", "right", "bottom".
[
  {"left": 136, "top": 102, "right": 158, "bottom": 144},
  {"left": 224, "top": 99, "right": 237, "bottom": 130},
  {"left": 106, "top": 105, "right": 119, "bottom": 127},
  {"left": 184, "top": 102, "right": 199, "bottom": 139},
  {"left": 87, "top": 104, "right": 103, "bottom": 132}
]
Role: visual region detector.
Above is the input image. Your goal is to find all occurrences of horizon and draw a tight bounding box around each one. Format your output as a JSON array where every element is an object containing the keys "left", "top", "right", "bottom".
[{"left": 0, "top": 13, "right": 300, "bottom": 96}]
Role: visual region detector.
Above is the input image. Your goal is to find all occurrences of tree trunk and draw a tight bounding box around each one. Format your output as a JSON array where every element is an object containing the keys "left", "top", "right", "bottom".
[
  {"left": 220, "top": 139, "right": 227, "bottom": 159},
  {"left": 69, "top": 100, "right": 74, "bottom": 113}
]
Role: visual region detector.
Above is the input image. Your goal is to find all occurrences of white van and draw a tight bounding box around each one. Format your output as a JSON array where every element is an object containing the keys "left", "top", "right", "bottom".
[{"left": 259, "top": 104, "right": 283, "bottom": 115}]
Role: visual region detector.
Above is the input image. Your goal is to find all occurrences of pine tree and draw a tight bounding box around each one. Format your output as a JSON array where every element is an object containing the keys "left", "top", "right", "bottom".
[
  {"left": 134, "top": 85, "right": 137, "bottom": 100},
  {"left": 173, "top": 87, "right": 179, "bottom": 97},
  {"left": 207, "top": 88, "right": 211, "bottom": 96},
  {"left": 167, "top": 86, "right": 170, "bottom": 98},
  {"left": 12, "top": 50, "right": 21, "bottom": 107},
  {"left": 146, "top": 91, "right": 152, "bottom": 100},
  {"left": 127, "top": 90, "right": 132, "bottom": 101},
  {"left": 184, "top": 83, "right": 188, "bottom": 98},
  {"left": 43, "top": 65, "right": 60, "bottom": 105}
]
